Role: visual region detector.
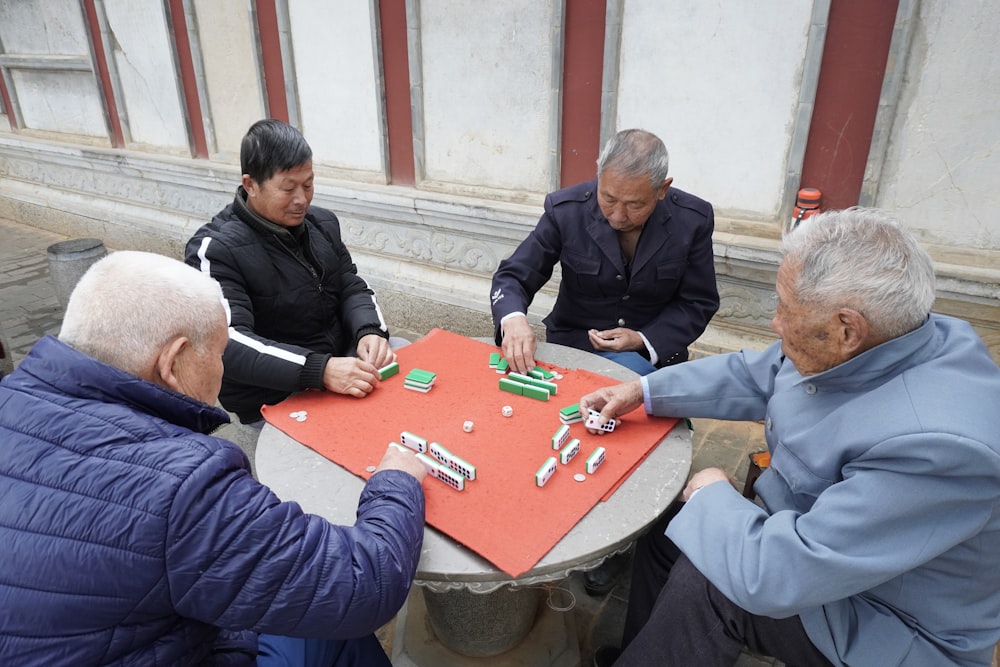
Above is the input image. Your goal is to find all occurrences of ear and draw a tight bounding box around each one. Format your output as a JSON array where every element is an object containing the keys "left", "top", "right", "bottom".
[
  {"left": 154, "top": 336, "right": 191, "bottom": 395},
  {"left": 657, "top": 177, "right": 673, "bottom": 200},
  {"left": 837, "top": 308, "right": 871, "bottom": 356},
  {"left": 241, "top": 174, "right": 257, "bottom": 196}
]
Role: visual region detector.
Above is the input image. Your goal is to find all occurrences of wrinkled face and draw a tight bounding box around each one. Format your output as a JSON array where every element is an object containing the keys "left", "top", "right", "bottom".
[
  {"left": 770, "top": 262, "right": 848, "bottom": 376},
  {"left": 596, "top": 170, "right": 671, "bottom": 233},
  {"left": 243, "top": 161, "right": 314, "bottom": 227},
  {"left": 174, "top": 310, "right": 229, "bottom": 405}
]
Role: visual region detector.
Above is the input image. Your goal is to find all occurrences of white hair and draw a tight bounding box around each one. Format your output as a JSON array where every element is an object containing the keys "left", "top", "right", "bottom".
[
  {"left": 596, "top": 129, "right": 670, "bottom": 187},
  {"left": 59, "top": 251, "right": 225, "bottom": 376},
  {"left": 781, "top": 207, "right": 936, "bottom": 339}
]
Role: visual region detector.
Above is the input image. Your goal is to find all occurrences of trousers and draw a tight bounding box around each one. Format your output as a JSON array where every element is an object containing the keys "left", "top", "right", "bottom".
[
  {"left": 595, "top": 350, "right": 658, "bottom": 376},
  {"left": 617, "top": 503, "right": 835, "bottom": 667},
  {"left": 256, "top": 633, "right": 391, "bottom": 667}
]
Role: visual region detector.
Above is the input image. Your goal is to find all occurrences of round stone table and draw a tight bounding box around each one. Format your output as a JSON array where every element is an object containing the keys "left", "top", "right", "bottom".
[{"left": 256, "top": 340, "right": 691, "bottom": 666}]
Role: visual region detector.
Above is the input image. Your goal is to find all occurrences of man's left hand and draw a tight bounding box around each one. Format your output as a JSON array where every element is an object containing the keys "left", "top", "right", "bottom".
[
  {"left": 356, "top": 334, "right": 395, "bottom": 370},
  {"left": 682, "top": 468, "right": 731, "bottom": 502},
  {"left": 588, "top": 327, "right": 642, "bottom": 353}
]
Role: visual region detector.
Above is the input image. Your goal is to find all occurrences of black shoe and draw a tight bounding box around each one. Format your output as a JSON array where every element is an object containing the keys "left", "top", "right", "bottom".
[
  {"left": 593, "top": 645, "right": 622, "bottom": 667},
  {"left": 584, "top": 553, "right": 626, "bottom": 596}
]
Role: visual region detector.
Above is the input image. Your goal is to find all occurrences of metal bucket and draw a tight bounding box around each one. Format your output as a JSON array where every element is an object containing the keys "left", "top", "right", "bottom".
[{"left": 46, "top": 238, "right": 108, "bottom": 307}]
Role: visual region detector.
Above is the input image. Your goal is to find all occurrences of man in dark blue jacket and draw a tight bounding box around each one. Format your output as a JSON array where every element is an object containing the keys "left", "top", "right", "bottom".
[
  {"left": 0, "top": 251, "right": 427, "bottom": 666},
  {"left": 490, "top": 129, "right": 719, "bottom": 595},
  {"left": 490, "top": 129, "right": 719, "bottom": 378}
]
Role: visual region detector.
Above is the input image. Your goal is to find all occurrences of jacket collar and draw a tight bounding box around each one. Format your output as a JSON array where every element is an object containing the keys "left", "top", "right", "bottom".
[
  {"left": 785, "top": 315, "right": 938, "bottom": 391},
  {"left": 15, "top": 336, "right": 230, "bottom": 435},
  {"left": 584, "top": 184, "right": 673, "bottom": 276},
  {"left": 233, "top": 186, "right": 307, "bottom": 249}
]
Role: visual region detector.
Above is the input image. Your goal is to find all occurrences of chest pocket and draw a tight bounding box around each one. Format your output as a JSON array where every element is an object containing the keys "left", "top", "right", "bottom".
[
  {"left": 561, "top": 248, "right": 612, "bottom": 296},
  {"left": 627, "top": 259, "right": 685, "bottom": 300},
  {"left": 768, "top": 440, "right": 838, "bottom": 509}
]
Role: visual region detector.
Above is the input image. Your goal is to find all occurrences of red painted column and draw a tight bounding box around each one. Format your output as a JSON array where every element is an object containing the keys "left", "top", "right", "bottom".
[
  {"left": 560, "top": 0, "right": 607, "bottom": 188},
  {"left": 0, "top": 66, "right": 14, "bottom": 131},
  {"left": 82, "top": 0, "right": 125, "bottom": 147},
  {"left": 800, "top": 0, "right": 899, "bottom": 210},
  {"left": 255, "top": 0, "right": 289, "bottom": 123},
  {"left": 167, "top": 0, "right": 208, "bottom": 158},
  {"left": 378, "top": 2, "right": 416, "bottom": 185}
]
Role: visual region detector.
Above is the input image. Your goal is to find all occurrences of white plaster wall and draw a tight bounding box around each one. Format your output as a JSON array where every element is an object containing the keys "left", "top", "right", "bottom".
[
  {"left": 10, "top": 70, "right": 109, "bottom": 138},
  {"left": 874, "top": 0, "right": 1000, "bottom": 250},
  {"left": 103, "top": 0, "right": 189, "bottom": 150},
  {"left": 191, "top": 0, "right": 265, "bottom": 159},
  {"left": 616, "top": 0, "right": 814, "bottom": 217},
  {"left": 416, "top": 0, "right": 556, "bottom": 194},
  {"left": 0, "top": 0, "right": 90, "bottom": 54},
  {"left": 288, "top": 0, "right": 384, "bottom": 174},
  {"left": 0, "top": 0, "right": 107, "bottom": 138}
]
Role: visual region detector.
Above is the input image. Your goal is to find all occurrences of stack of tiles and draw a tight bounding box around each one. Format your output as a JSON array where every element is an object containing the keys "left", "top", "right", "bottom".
[
  {"left": 528, "top": 365, "right": 555, "bottom": 381},
  {"left": 585, "top": 409, "right": 617, "bottom": 432},
  {"left": 404, "top": 368, "right": 437, "bottom": 393},
  {"left": 499, "top": 371, "right": 558, "bottom": 402},
  {"left": 559, "top": 403, "right": 584, "bottom": 424}
]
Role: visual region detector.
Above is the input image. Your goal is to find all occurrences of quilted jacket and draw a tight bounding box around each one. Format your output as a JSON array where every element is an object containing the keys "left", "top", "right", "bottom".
[{"left": 0, "top": 336, "right": 424, "bottom": 665}]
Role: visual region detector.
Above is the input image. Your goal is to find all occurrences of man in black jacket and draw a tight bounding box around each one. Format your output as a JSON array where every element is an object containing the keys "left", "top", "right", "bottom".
[{"left": 186, "top": 120, "right": 397, "bottom": 427}]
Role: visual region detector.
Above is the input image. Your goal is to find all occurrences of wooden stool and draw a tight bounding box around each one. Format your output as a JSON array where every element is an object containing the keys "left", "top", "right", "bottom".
[{"left": 742, "top": 450, "right": 771, "bottom": 499}]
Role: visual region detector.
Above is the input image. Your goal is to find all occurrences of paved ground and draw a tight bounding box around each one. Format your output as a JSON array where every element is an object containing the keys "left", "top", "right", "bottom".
[{"left": 0, "top": 216, "right": 776, "bottom": 666}]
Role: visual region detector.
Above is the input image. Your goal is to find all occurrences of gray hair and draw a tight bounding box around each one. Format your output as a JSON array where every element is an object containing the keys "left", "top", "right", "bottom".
[
  {"left": 60, "top": 251, "right": 225, "bottom": 377},
  {"left": 781, "top": 208, "right": 936, "bottom": 339},
  {"left": 596, "top": 129, "right": 670, "bottom": 187}
]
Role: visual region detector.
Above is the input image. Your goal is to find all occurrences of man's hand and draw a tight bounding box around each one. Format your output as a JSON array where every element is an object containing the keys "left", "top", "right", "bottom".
[
  {"left": 682, "top": 468, "right": 730, "bottom": 501},
  {"left": 579, "top": 379, "right": 644, "bottom": 435},
  {"left": 375, "top": 444, "right": 428, "bottom": 482},
  {"left": 323, "top": 357, "right": 379, "bottom": 397},
  {"left": 356, "top": 333, "right": 395, "bottom": 370},
  {"left": 501, "top": 315, "right": 537, "bottom": 374},
  {"left": 588, "top": 327, "right": 643, "bottom": 353}
]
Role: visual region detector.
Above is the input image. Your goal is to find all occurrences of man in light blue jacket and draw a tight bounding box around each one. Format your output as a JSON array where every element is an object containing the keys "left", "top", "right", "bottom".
[{"left": 583, "top": 208, "right": 1000, "bottom": 666}]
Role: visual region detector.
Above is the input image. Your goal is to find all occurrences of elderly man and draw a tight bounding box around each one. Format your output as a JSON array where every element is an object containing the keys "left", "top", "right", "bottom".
[
  {"left": 583, "top": 209, "right": 1000, "bottom": 666},
  {"left": 491, "top": 128, "right": 719, "bottom": 595},
  {"left": 0, "top": 251, "right": 426, "bottom": 666},
  {"left": 186, "top": 119, "right": 399, "bottom": 427},
  {"left": 490, "top": 128, "right": 719, "bottom": 378}
]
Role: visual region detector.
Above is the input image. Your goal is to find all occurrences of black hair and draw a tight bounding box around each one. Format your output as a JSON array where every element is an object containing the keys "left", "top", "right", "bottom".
[{"left": 240, "top": 119, "right": 313, "bottom": 183}]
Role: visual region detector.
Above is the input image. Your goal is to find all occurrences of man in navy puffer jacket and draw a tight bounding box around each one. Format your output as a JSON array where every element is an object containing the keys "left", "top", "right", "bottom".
[{"left": 0, "top": 251, "right": 427, "bottom": 666}]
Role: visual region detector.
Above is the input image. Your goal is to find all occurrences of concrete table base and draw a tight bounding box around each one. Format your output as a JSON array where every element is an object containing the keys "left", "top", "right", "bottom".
[{"left": 392, "top": 586, "right": 579, "bottom": 667}]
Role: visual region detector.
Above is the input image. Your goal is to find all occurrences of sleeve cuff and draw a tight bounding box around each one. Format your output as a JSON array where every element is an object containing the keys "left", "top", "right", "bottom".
[
  {"left": 637, "top": 331, "right": 659, "bottom": 366},
  {"left": 499, "top": 311, "right": 527, "bottom": 339},
  {"left": 355, "top": 327, "right": 389, "bottom": 345},
  {"left": 300, "top": 352, "right": 332, "bottom": 389}
]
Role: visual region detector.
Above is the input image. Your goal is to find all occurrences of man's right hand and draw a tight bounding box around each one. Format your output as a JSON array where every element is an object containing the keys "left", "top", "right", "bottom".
[
  {"left": 375, "top": 444, "right": 428, "bottom": 482},
  {"left": 579, "top": 379, "right": 644, "bottom": 435},
  {"left": 323, "top": 357, "right": 379, "bottom": 397},
  {"left": 500, "top": 315, "right": 537, "bottom": 374}
]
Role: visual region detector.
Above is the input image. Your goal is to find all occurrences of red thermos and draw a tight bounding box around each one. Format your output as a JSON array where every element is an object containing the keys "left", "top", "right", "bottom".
[{"left": 790, "top": 188, "right": 822, "bottom": 231}]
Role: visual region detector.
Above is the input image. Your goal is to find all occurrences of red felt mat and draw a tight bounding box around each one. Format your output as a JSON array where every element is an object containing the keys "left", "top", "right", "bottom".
[{"left": 262, "top": 329, "right": 676, "bottom": 577}]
